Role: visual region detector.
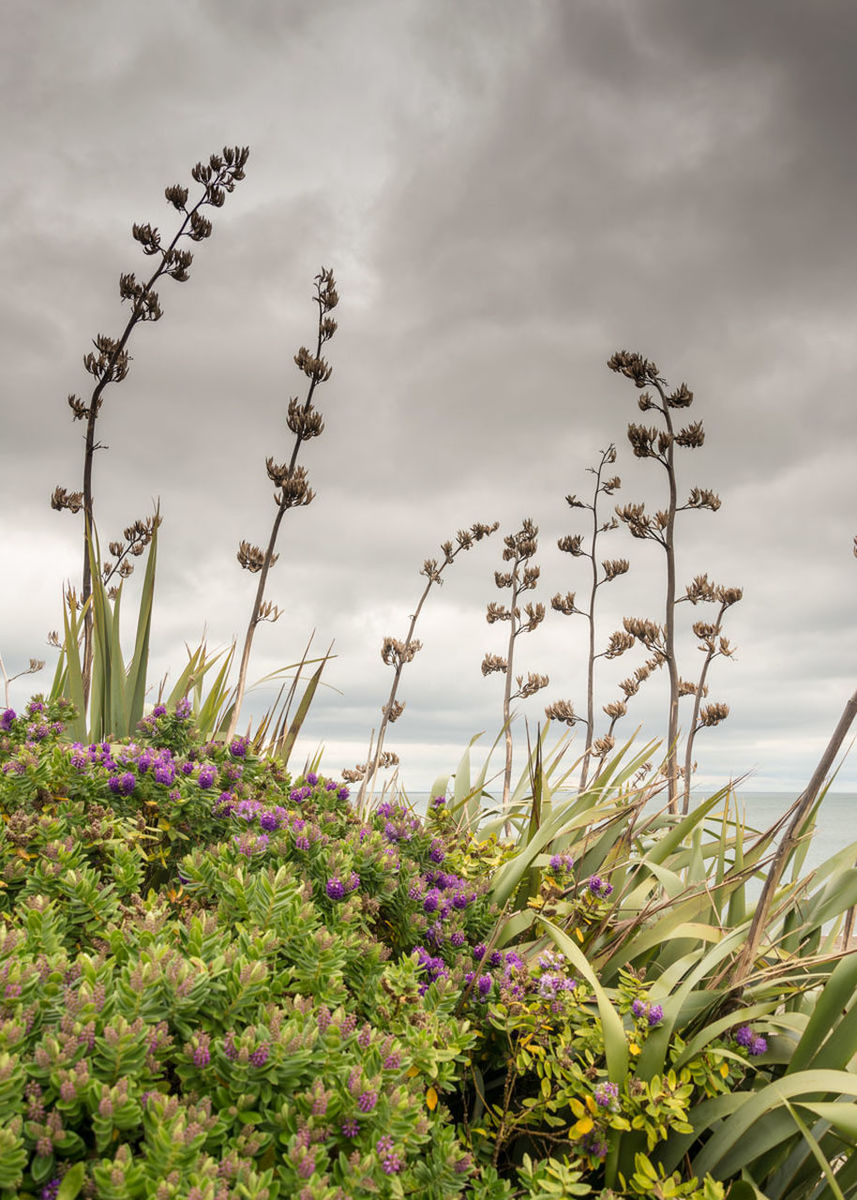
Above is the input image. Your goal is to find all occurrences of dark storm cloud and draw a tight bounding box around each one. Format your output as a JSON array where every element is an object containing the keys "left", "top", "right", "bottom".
[{"left": 2, "top": 0, "right": 855, "bottom": 795}]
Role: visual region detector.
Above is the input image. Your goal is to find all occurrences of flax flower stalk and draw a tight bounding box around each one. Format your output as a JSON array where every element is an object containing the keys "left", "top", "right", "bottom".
[
  {"left": 227, "top": 269, "right": 338, "bottom": 741},
  {"left": 52, "top": 147, "right": 249, "bottom": 705}
]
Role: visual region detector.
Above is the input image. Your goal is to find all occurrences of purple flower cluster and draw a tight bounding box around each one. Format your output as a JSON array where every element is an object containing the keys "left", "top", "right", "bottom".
[
  {"left": 631, "top": 998, "right": 664, "bottom": 1027},
  {"left": 588, "top": 874, "right": 614, "bottom": 898},
  {"left": 581, "top": 1131, "right": 609, "bottom": 1160},
  {"left": 593, "top": 1080, "right": 619, "bottom": 1108},
  {"left": 197, "top": 763, "right": 217, "bottom": 790},
  {"left": 249, "top": 1044, "right": 270, "bottom": 1067},
  {"left": 108, "top": 772, "right": 137, "bottom": 796},
  {"left": 549, "top": 852, "right": 574, "bottom": 875},
  {"left": 376, "top": 1136, "right": 403, "bottom": 1174},
  {"left": 735, "top": 1024, "right": 767, "bottom": 1055},
  {"left": 326, "top": 872, "right": 360, "bottom": 901},
  {"left": 414, "top": 946, "right": 449, "bottom": 994},
  {"left": 232, "top": 832, "right": 270, "bottom": 857}
]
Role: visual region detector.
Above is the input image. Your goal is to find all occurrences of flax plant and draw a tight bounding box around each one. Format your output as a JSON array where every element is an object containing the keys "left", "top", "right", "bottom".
[
  {"left": 51, "top": 146, "right": 250, "bottom": 704},
  {"left": 227, "top": 268, "right": 338, "bottom": 741},
  {"left": 353, "top": 522, "right": 499, "bottom": 807},
  {"left": 482, "top": 518, "right": 549, "bottom": 815},
  {"left": 544, "top": 444, "right": 629, "bottom": 790},
  {"left": 608, "top": 350, "right": 722, "bottom": 811}
]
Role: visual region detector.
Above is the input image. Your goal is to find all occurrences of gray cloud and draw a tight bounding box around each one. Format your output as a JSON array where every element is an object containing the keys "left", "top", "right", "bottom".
[{"left": 2, "top": 0, "right": 855, "bottom": 799}]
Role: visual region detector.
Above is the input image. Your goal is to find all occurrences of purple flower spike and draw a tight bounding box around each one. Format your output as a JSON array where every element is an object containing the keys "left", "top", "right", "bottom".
[
  {"left": 326, "top": 877, "right": 346, "bottom": 900},
  {"left": 305, "top": 771, "right": 318, "bottom": 786},
  {"left": 249, "top": 1045, "right": 270, "bottom": 1067},
  {"left": 749, "top": 1034, "right": 767, "bottom": 1056},
  {"left": 734, "top": 1025, "right": 754, "bottom": 1048},
  {"left": 152, "top": 704, "right": 167, "bottom": 717},
  {"left": 631, "top": 998, "right": 647, "bottom": 1019},
  {"left": 197, "top": 764, "right": 217, "bottom": 789},
  {"left": 341, "top": 1119, "right": 359, "bottom": 1138},
  {"left": 593, "top": 1081, "right": 619, "bottom": 1108},
  {"left": 647, "top": 1004, "right": 664, "bottom": 1027}
]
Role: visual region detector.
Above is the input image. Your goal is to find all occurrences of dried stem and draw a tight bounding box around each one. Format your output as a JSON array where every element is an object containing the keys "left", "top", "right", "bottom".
[
  {"left": 680, "top": 578, "right": 742, "bottom": 814},
  {"left": 52, "top": 147, "right": 250, "bottom": 707},
  {"left": 482, "top": 518, "right": 548, "bottom": 816},
  {"left": 356, "top": 523, "right": 498, "bottom": 808},
  {"left": 227, "top": 268, "right": 338, "bottom": 741},
  {"left": 547, "top": 445, "right": 625, "bottom": 788},
  {"left": 609, "top": 351, "right": 720, "bottom": 812}
]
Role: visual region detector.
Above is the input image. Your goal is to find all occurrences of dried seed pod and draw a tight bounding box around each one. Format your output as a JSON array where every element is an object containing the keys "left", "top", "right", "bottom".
[
  {"left": 602, "top": 558, "right": 629, "bottom": 581},
  {"left": 544, "top": 699, "right": 577, "bottom": 725},
  {"left": 486, "top": 602, "right": 510, "bottom": 624},
  {"left": 551, "top": 591, "right": 577, "bottom": 616},
  {"left": 51, "top": 486, "right": 85, "bottom": 514}
]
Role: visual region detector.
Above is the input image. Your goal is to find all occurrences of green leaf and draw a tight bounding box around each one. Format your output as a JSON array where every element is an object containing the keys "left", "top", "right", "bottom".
[
  {"left": 126, "top": 511, "right": 159, "bottom": 730},
  {"left": 797, "top": 1101, "right": 857, "bottom": 1142},
  {"left": 788, "top": 951, "right": 857, "bottom": 1073},
  {"left": 784, "top": 1099, "right": 847, "bottom": 1200},
  {"left": 538, "top": 915, "right": 628, "bottom": 1083},
  {"left": 59, "top": 590, "right": 87, "bottom": 741},
  {"left": 56, "top": 1162, "right": 86, "bottom": 1200},
  {"left": 274, "top": 643, "right": 332, "bottom": 765},
  {"left": 692, "top": 1070, "right": 857, "bottom": 1179}
]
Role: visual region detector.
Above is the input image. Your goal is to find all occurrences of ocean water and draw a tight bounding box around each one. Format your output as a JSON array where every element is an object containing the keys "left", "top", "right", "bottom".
[{"left": 402, "top": 789, "right": 857, "bottom": 878}]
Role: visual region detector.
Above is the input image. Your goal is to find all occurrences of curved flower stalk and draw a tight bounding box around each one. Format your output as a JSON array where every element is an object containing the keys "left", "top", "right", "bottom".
[
  {"left": 544, "top": 444, "right": 629, "bottom": 790},
  {"left": 352, "top": 522, "right": 499, "bottom": 808},
  {"left": 227, "top": 268, "right": 339, "bottom": 741},
  {"left": 608, "top": 350, "right": 722, "bottom": 812},
  {"left": 482, "top": 518, "right": 549, "bottom": 816},
  {"left": 51, "top": 147, "right": 250, "bottom": 706},
  {"left": 0, "top": 651, "right": 44, "bottom": 708},
  {"left": 678, "top": 574, "right": 742, "bottom": 814}
]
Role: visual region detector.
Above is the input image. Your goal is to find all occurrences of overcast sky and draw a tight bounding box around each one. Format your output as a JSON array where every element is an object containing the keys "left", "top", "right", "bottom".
[{"left": 3, "top": 0, "right": 856, "bottom": 798}]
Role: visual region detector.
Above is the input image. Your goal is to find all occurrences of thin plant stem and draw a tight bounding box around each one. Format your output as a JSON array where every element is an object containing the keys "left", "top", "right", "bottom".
[
  {"left": 730, "top": 686, "right": 857, "bottom": 990},
  {"left": 227, "top": 269, "right": 338, "bottom": 741}
]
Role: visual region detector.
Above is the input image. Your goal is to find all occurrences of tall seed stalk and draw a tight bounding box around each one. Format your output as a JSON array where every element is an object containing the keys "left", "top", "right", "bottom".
[
  {"left": 679, "top": 574, "right": 742, "bottom": 813},
  {"left": 227, "top": 268, "right": 338, "bottom": 741},
  {"left": 608, "top": 351, "right": 721, "bottom": 812},
  {"left": 352, "top": 522, "right": 499, "bottom": 806},
  {"left": 52, "top": 147, "right": 249, "bottom": 706},
  {"left": 482, "top": 518, "right": 549, "bottom": 815},
  {"left": 545, "top": 445, "right": 628, "bottom": 790}
]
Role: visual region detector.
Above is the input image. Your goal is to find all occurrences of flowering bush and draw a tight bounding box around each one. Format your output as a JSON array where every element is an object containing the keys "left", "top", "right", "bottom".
[{"left": 0, "top": 701, "right": 810, "bottom": 1198}]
